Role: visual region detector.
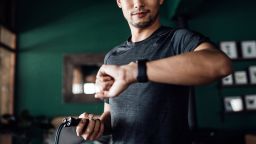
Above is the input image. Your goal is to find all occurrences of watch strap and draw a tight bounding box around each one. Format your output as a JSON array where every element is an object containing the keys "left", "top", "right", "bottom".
[{"left": 137, "top": 59, "right": 148, "bottom": 83}]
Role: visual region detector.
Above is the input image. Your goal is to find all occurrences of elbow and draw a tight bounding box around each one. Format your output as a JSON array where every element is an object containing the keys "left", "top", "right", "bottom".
[
  {"left": 220, "top": 57, "right": 233, "bottom": 77},
  {"left": 206, "top": 55, "right": 233, "bottom": 81},
  {"left": 214, "top": 56, "right": 233, "bottom": 78}
]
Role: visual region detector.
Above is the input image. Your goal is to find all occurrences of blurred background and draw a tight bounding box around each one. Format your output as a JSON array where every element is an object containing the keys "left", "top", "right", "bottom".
[{"left": 0, "top": 0, "right": 256, "bottom": 143}]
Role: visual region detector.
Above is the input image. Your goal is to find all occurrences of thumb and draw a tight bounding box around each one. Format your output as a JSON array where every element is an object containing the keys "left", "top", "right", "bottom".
[
  {"left": 95, "top": 91, "right": 110, "bottom": 99},
  {"left": 108, "top": 81, "right": 128, "bottom": 97}
]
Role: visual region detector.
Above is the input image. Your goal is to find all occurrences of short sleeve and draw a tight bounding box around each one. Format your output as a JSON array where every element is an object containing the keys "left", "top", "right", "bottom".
[
  {"left": 104, "top": 52, "right": 111, "bottom": 64},
  {"left": 171, "top": 29, "right": 210, "bottom": 54}
]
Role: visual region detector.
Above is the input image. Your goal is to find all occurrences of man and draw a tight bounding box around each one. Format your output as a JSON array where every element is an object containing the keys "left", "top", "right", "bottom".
[{"left": 76, "top": 0, "right": 232, "bottom": 143}]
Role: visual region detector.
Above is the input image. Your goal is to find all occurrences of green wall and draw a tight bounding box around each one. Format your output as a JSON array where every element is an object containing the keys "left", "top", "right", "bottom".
[{"left": 16, "top": 0, "right": 256, "bottom": 132}]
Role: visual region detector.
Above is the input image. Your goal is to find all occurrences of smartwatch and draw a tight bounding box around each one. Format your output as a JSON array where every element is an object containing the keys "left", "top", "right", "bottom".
[{"left": 137, "top": 59, "right": 148, "bottom": 83}]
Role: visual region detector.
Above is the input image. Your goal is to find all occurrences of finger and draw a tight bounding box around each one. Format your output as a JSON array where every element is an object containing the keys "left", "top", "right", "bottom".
[
  {"left": 95, "top": 91, "right": 104, "bottom": 99},
  {"left": 88, "top": 119, "right": 101, "bottom": 140},
  {"left": 95, "top": 122, "right": 104, "bottom": 139},
  {"left": 76, "top": 118, "right": 89, "bottom": 136},
  {"left": 95, "top": 90, "right": 109, "bottom": 99},
  {"left": 97, "top": 65, "right": 119, "bottom": 79},
  {"left": 78, "top": 112, "right": 89, "bottom": 119},
  {"left": 98, "top": 76, "right": 113, "bottom": 82},
  {"left": 102, "top": 81, "right": 114, "bottom": 91},
  {"left": 96, "top": 80, "right": 114, "bottom": 92},
  {"left": 108, "top": 81, "right": 128, "bottom": 97},
  {"left": 106, "top": 81, "right": 114, "bottom": 90},
  {"left": 96, "top": 65, "right": 107, "bottom": 78},
  {"left": 81, "top": 115, "right": 95, "bottom": 140},
  {"left": 96, "top": 77, "right": 111, "bottom": 85},
  {"left": 96, "top": 77, "right": 114, "bottom": 86}
]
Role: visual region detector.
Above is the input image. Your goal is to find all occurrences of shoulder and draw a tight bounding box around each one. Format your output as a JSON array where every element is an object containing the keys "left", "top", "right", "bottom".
[
  {"left": 155, "top": 27, "right": 197, "bottom": 40},
  {"left": 173, "top": 28, "right": 192, "bottom": 36},
  {"left": 173, "top": 28, "right": 205, "bottom": 38},
  {"left": 104, "top": 42, "right": 127, "bottom": 64},
  {"left": 157, "top": 26, "right": 175, "bottom": 36},
  {"left": 171, "top": 28, "right": 209, "bottom": 44}
]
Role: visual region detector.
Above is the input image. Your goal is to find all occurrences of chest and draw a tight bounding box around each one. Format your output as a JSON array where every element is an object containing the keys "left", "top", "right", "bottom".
[{"left": 108, "top": 37, "right": 175, "bottom": 65}]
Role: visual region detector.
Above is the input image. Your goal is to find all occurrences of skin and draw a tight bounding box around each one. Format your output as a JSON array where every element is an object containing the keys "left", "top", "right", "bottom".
[{"left": 76, "top": 0, "right": 233, "bottom": 141}]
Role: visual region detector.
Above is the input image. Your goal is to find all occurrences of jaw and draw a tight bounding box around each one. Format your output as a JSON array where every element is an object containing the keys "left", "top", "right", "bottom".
[{"left": 128, "top": 16, "right": 161, "bottom": 42}]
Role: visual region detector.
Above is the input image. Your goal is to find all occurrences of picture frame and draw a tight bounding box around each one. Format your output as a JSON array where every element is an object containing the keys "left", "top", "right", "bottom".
[
  {"left": 245, "top": 94, "right": 256, "bottom": 110},
  {"left": 224, "top": 96, "right": 244, "bottom": 112},
  {"left": 63, "top": 53, "right": 105, "bottom": 103},
  {"left": 220, "top": 41, "right": 238, "bottom": 59},
  {"left": 221, "top": 74, "right": 233, "bottom": 86},
  {"left": 241, "top": 41, "right": 256, "bottom": 59},
  {"left": 234, "top": 71, "right": 248, "bottom": 85},
  {"left": 248, "top": 65, "right": 256, "bottom": 84}
]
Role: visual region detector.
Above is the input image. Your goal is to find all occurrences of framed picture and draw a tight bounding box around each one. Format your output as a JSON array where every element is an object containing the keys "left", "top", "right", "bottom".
[
  {"left": 224, "top": 96, "right": 244, "bottom": 112},
  {"left": 63, "top": 54, "right": 105, "bottom": 103},
  {"left": 222, "top": 74, "right": 233, "bottom": 86},
  {"left": 234, "top": 71, "right": 248, "bottom": 85},
  {"left": 248, "top": 66, "right": 256, "bottom": 84},
  {"left": 241, "top": 41, "right": 256, "bottom": 59},
  {"left": 220, "top": 41, "right": 238, "bottom": 59},
  {"left": 245, "top": 94, "right": 256, "bottom": 110}
]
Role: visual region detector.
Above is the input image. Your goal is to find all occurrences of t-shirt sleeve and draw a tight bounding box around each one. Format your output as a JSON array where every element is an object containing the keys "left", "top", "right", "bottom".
[
  {"left": 104, "top": 51, "right": 112, "bottom": 65},
  {"left": 171, "top": 29, "right": 210, "bottom": 54}
]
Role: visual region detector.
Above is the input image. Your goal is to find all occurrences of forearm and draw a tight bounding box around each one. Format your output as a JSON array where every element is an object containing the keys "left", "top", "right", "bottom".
[
  {"left": 100, "top": 105, "right": 112, "bottom": 135},
  {"left": 146, "top": 49, "right": 232, "bottom": 85}
]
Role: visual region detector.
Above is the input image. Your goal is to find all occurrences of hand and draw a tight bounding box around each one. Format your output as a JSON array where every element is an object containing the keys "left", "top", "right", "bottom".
[
  {"left": 95, "top": 75, "right": 114, "bottom": 95},
  {"left": 95, "top": 62, "right": 137, "bottom": 98},
  {"left": 76, "top": 113, "right": 104, "bottom": 141}
]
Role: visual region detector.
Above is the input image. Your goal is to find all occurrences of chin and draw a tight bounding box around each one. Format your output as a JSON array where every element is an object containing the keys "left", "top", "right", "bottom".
[{"left": 130, "top": 19, "right": 151, "bottom": 28}]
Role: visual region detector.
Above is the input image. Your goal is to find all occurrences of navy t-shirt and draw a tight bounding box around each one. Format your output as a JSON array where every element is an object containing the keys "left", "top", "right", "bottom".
[{"left": 104, "top": 26, "right": 209, "bottom": 144}]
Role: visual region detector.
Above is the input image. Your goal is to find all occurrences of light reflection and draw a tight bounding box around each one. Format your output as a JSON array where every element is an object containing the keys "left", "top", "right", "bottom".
[
  {"left": 72, "top": 83, "right": 97, "bottom": 94},
  {"left": 84, "top": 83, "right": 96, "bottom": 94},
  {"left": 72, "top": 83, "right": 83, "bottom": 94}
]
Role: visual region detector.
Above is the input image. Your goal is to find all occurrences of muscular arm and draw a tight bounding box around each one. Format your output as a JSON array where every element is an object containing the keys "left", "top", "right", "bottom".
[{"left": 147, "top": 42, "right": 232, "bottom": 85}]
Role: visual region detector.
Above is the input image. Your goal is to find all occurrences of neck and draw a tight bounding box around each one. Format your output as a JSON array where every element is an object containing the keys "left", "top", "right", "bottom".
[{"left": 129, "top": 19, "right": 161, "bottom": 42}]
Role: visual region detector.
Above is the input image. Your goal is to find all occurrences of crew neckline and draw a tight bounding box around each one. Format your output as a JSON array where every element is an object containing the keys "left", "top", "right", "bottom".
[{"left": 126, "top": 26, "right": 168, "bottom": 47}]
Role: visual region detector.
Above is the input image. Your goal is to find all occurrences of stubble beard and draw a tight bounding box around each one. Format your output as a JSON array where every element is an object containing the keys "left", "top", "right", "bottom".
[{"left": 129, "top": 12, "right": 159, "bottom": 29}]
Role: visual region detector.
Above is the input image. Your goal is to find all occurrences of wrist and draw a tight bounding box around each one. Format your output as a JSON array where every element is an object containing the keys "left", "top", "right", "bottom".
[
  {"left": 136, "top": 59, "right": 148, "bottom": 83},
  {"left": 122, "top": 62, "right": 138, "bottom": 84},
  {"left": 100, "top": 111, "right": 112, "bottom": 135}
]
